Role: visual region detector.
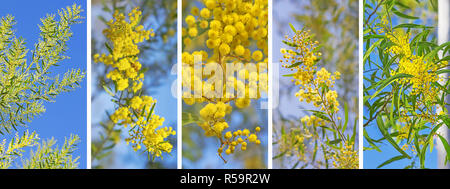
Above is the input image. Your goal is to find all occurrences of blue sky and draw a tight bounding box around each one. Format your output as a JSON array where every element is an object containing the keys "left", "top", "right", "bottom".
[
  {"left": 363, "top": 1, "right": 438, "bottom": 169},
  {"left": 0, "top": 0, "right": 87, "bottom": 168}
]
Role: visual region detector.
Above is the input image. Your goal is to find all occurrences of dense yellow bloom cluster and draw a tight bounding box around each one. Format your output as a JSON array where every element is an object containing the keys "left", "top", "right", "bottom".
[
  {"left": 330, "top": 142, "right": 359, "bottom": 169},
  {"left": 182, "top": 0, "right": 268, "bottom": 162},
  {"left": 183, "top": 0, "right": 268, "bottom": 57},
  {"left": 281, "top": 30, "right": 341, "bottom": 119},
  {"left": 386, "top": 30, "right": 447, "bottom": 129},
  {"left": 300, "top": 115, "right": 326, "bottom": 127},
  {"left": 387, "top": 30, "right": 442, "bottom": 100},
  {"left": 111, "top": 95, "right": 176, "bottom": 158},
  {"left": 195, "top": 95, "right": 262, "bottom": 162},
  {"left": 94, "top": 7, "right": 154, "bottom": 92},
  {"left": 95, "top": 7, "right": 174, "bottom": 159}
]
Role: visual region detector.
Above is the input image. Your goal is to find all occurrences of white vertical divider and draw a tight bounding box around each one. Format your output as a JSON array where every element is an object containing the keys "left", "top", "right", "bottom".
[
  {"left": 358, "top": 0, "right": 364, "bottom": 169},
  {"left": 268, "top": 0, "right": 273, "bottom": 169},
  {"left": 177, "top": 0, "right": 183, "bottom": 169},
  {"left": 87, "top": 0, "right": 92, "bottom": 169},
  {"left": 437, "top": 0, "right": 450, "bottom": 169}
]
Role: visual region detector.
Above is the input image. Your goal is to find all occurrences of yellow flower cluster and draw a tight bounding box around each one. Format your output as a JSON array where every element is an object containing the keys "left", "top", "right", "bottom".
[
  {"left": 94, "top": 7, "right": 154, "bottom": 92},
  {"left": 330, "top": 142, "right": 359, "bottom": 169},
  {"left": 278, "top": 127, "right": 314, "bottom": 162},
  {"left": 95, "top": 7, "right": 175, "bottom": 159},
  {"left": 300, "top": 115, "right": 326, "bottom": 127},
  {"left": 183, "top": 0, "right": 268, "bottom": 59},
  {"left": 198, "top": 102, "right": 232, "bottom": 136},
  {"left": 281, "top": 30, "right": 341, "bottom": 119},
  {"left": 197, "top": 101, "right": 261, "bottom": 162},
  {"left": 111, "top": 95, "right": 176, "bottom": 158},
  {"left": 182, "top": 0, "right": 268, "bottom": 162},
  {"left": 221, "top": 126, "right": 261, "bottom": 155},
  {"left": 387, "top": 30, "right": 441, "bottom": 99},
  {"left": 386, "top": 30, "right": 447, "bottom": 126}
]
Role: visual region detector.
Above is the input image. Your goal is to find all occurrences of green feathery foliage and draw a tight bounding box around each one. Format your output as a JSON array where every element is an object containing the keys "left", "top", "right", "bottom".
[
  {"left": 0, "top": 3, "right": 85, "bottom": 134},
  {"left": 0, "top": 3, "right": 84, "bottom": 169},
  {"left": 22, "top": 134, "right": 80, "bottom": 169},
  {"left": 0, "top": 130, "right": 39, "bottom": 168}
]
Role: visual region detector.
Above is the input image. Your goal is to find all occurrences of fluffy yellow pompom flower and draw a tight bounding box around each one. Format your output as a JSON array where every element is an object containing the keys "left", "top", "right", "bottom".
[
  {"left": 219, "top": 43, "right": 231, "bottom": 55},
  {"left": 185, "top": 15, "right": 196, "bottom": 26},
  {"left": 252, "top": 50, "right": 263, "bottom": 61},
  {"left": 188, "top": 27, "right": 198, "bottom": 37},
  {"left": 234, "top": 45, "right": 245, "bottom": 56},
  {"left": 200, "top": 8, "right": 211, "bottom": 18}
]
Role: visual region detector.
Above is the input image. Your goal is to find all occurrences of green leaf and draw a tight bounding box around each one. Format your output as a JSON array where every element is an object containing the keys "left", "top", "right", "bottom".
[
  {"left": 343, "top": 102, "right": 349, "bottom": 131},
  {"left": 182, "top": 112, "right": 199, "bottom": 126},
  {"left": 282, "top": 73, "right": 295, "bottom": 77},
  {"left": 393, "top": 23, "right": 432, "bottom": 29},
  {"left": 377, "top": 155, "right": 409, "bottom": 168},
  {"left": 105, "top": 42, "right": 113, "bottom": 54},
  {"left": 287, "top": 61, "right": 303, "bottom": 68},
  {"left": 289, "top": 23, "right": 296, "bottom": 33},
  {"left": 102, "top": 84, "right": 114, "bottom": 97},
  {"left": 438, "top": 134, "right": 450, "bottom": 163},
  {"left": 273, "top": 150, "right": 288, "bottom": 159},
  {"left": 376, "top": 116, "right": 411, "bottom": 158},
  {"left": 363, "top": 130, "right": 381, "bottom": 152},
  {"left": 328, "top": 139, "right": 342, "bottom": 145},
  {"left": 424, "top": 41, "right": 450, "bottom": 60},
  {"left": 392, "top": 8, "right": 419, "bottom": 20},
  {"left": 371, "top": 73, "right": 412, "bottom": 100},
  {"left": 364, "top": 39, "right": 383, "bottom": 64}
]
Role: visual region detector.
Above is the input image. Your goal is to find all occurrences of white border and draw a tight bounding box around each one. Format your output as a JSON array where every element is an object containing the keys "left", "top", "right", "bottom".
[
  {"left": 268, "top": 0, "right": 273, "bottom": 169},
  {"left": 86, "top": 0, "right": 92, "bottom": 169},
  {"left": 177, "top": 0, "right": 182, "bottom": 169},
  {"left": 358, "top": 0, "right": 364, "bottom": 169}
]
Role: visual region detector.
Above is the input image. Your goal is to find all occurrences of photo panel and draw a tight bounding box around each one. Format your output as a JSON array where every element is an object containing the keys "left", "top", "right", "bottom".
[
  {"left": 0, "top": 0, "right": 87, "bottom": 169},
  {"left": 363, "top": 0, "right": 450, "bottom": 169},
  {"left": 90, "top": 0, "right": 178, "bottom": 169},
  {"left": 181, "top": 0, "right": 269, "bottom": 169},
  {"left": 272, "top": 0, "right": 359, "bottom": 169}
]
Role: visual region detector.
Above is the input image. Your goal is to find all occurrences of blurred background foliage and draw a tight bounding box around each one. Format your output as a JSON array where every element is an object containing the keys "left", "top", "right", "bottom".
[
  {"left": 91, "top": 0, "right": 177, "bottom": 169},
  {"left": 273, "top": 0, "right": 359, "bottom": 168}
]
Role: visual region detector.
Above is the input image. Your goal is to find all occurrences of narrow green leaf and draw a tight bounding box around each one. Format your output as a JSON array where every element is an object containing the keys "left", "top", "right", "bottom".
[{"left": 377, "top": 155, "right": 408, "bottom": 168}]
